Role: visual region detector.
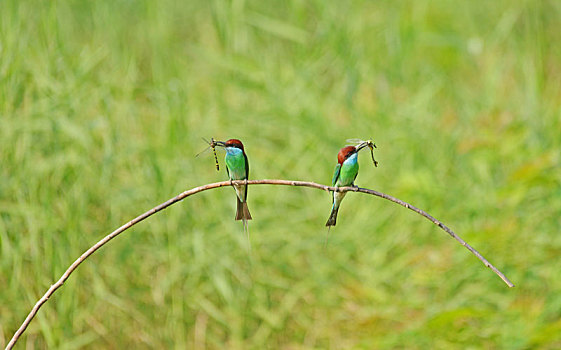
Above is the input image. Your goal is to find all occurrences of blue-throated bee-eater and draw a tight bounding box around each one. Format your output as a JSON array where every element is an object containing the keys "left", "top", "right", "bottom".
[
  {"left": 212, "top": 139, "right": 252, "bottom": 222},
  {"left": 326, "top": 140, "right": 377, "bottom": 226}
]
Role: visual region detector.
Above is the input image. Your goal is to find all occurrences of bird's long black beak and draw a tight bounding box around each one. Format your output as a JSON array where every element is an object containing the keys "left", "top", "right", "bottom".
[
  {"left": 356, "top": 141, "right": 371, "bottom": 151},
  {"left": 212, "top": 140, "right": 227, "bottom": 148},
  {"left": 356, "top": 140, "right": 378, "bottom": 167}
]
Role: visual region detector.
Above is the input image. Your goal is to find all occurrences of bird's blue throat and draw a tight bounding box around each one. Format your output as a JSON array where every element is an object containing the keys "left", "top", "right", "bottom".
[
  {"left": 343, "top": 153, "right": 358, "bottom": 166},
  {"left": 225, "top": 147, "right": 243, "bottom": 156}
]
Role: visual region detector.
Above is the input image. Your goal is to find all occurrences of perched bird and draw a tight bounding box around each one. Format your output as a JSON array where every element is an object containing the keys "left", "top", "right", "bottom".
[
  {"left": 326, "top": 141, "right": 377, "bottom": 226},
  {"left": 213, "top": 139, "right": 252, "bottom": 223}
]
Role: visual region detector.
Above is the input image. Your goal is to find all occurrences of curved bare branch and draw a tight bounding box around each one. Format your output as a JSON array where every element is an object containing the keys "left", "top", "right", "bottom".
[{"left": 6, "top": 179, "right": 514, "bottom": 349}]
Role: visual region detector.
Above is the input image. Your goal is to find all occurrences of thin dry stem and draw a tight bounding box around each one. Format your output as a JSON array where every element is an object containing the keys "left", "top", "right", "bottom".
[{"left": 6, "top": 179, "right": 514, "bottom": 349}]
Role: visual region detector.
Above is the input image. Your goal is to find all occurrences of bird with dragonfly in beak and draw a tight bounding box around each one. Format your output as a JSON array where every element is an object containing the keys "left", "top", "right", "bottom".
[
  {"left": 325, "top": 139, "right": 378, "bottom": 227},
  {"left": 197, "top": 137, "right": 253, "bottom": 248},
  {"left": 208, "top": 138, "right": 252, "bottom": 224}
]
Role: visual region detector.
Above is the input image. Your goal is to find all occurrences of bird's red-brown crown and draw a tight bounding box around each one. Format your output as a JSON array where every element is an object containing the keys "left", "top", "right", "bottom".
[
  {"left": 337, "top": 146, "right": 356, "bottom": 164},
  {"left": 225, "top": 139, "right": 245, "bottom": 150}
]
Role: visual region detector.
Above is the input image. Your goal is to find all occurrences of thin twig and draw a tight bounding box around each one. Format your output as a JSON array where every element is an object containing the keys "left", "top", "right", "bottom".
[{"left": 6, "top": 179, "right": 514, "bottom": 349}]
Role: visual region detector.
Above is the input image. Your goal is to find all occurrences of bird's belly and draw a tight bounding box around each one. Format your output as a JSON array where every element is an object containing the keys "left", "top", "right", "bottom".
[
  {"left": 332, "top": 190, "right": 347, "bottom": 207},
  {"left": 229, "top": 168, "right": 246, "bottom": 180},
  {"left": 338, "top": 173, "right": 355, "bottom": 186}
]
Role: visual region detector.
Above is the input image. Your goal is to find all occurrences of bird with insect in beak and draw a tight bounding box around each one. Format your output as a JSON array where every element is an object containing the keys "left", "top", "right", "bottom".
[
  {"left": 326, "top": 139, "right": 378, "bottom": 227},
  {"left": 212, "top": 139, "right": 253, "bottom": 223}
]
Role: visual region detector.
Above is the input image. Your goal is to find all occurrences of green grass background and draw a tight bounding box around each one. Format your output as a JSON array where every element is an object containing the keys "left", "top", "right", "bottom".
[{"left": 1, "top": 0, "right": 560, "bottom": 348}]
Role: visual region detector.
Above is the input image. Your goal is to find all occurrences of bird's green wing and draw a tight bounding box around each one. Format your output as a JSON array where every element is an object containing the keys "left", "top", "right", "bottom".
[
  {"left": 331, "top": 163, "right": 341, "bottom": 186},
  {"left": 243, "top": 151, "right": 249, "bottom": 200}
]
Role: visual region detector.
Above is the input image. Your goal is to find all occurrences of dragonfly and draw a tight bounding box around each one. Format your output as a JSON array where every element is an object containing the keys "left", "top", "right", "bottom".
[{"left": 196, "top": 137, "right": 220, "bottom": 171}]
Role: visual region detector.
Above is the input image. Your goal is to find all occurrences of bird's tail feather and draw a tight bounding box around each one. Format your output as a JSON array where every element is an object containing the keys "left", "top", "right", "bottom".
[
  {"left": 324, "top": 225, "right": 332, "bottom": 247},
  {"left": 243, "top": 218, "right": 251, "bottom": 252},
  {"left": 235, "top": 197, "right": 252, "bottom": 221},
  {"left": 235, "top": 197, "right": 252, "bottom": 251},
  {"left": 325, "top": 207, "right": 339, "bottom": 226}
]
